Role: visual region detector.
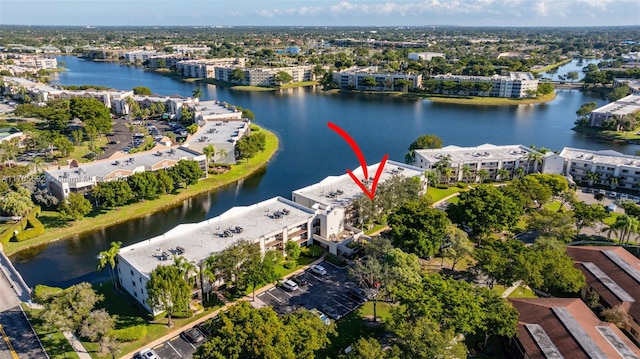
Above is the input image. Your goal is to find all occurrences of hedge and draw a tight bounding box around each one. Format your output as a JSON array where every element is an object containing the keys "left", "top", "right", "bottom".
[
  {"left": 0, "top": 206, "right": 42, "bottom": 245},
  {"left": 108, "top": 325, "right": 147, "bottom": 342},
  {"left": 301, "top": 244, "right": 323, "bottom": 258},
  {"left": 325, "top": 253, "right": 348, "bottom": 268},
  {"left": 33, "top": 284, "right": 63, "bottom": 304},
  {"left": 14, "top": 216, "right": 44, "bottom": 242},
  {"left": 172, "top": 310, "right": 193, "bottom": 318}
]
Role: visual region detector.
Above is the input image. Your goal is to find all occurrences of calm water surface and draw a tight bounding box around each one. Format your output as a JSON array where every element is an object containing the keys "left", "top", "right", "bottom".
[{"left": 11, "top": 57, "right": 633, "bottom": 287}]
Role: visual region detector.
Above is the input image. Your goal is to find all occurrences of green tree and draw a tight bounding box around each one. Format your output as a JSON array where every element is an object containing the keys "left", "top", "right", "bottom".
[
  {"left": 132, "top": 86, "right": 152, "bottom": 95},
  {"left": 537, "top": 82, "right": 554, "bottom": 95},
  {"left": 186, "top": 123, "right": 199, "bottom": 135},
  {"left": 447, "top": 185, "right": 522, "bottom": 245},
  {"left": 192, "top": 87, "right": 203, "bottom": 99},
  {"left": 155, "top": 169, "right": 174, "bottom": 195},
  {"left": 236, "top": 132, "right": 266, "bottom": 161},
  {"left": 478, "top": 288, "right": 518, "bottom": 347},
  {"left": 387, "top": 316, "right": 466, "bottom": 359},
  {"left": 54, "top": 136, "right": 74, "bottom": 158},
  {"left": 0, "top": 187, "right": 33, "bottom": 217},
  {"left": 571, "top": 200, "right": 607, "bottom": 237},
  {"left": 202, "top": 145, "right": 215, "bottom": 163},
  {"left": 388, "top": 201, "right": 451, "bottom": 259},
  {"left": 443, "top": 225, "right": 474, "bottom": 271},
  {"left": 58, "top": 192, "right": 92, "bottom": 220},
  {"left": 41, "top": 282, "right": 103, "bottom": 333},
  {"left": 71, "top": 129, "right": 84, "bottom": 146},
  {"left": 523, "top": 239, "right": 586, "bottom": 294},
  {"left": 70, "top": 98, "right": 113, "bottom": 134},
  {"left": 408, "top": 134, "right": 443, "bottom": 151},
  {"left": 146, "top": 264, "right": 191, "bottom": 327},
  {"left": 127, "top": 172, "right": 160, "bottom": 200},
  {"left": 285, "top": 240, "right": 301, "bottom": 266},
  {"left": 361, "top": 76, "right": 378, "bottom": 88},
  {"left": 339, "top": 337, "right": 390, "bottom": 359},
  {"left": 274, "top": 71, "right": 293, "bottom": 86},
  {"left": 576, "top": 102, "right": 597, "bottom": 125},
  {"left": 168, "top": 160, "right": 204, "bottom": 188},
  {"left": 609, "top": 85, "right": 630, "bottom": 101},
  {"left": 97, "top": 241, "right": 122, "bottom": 289},
  {"left": 92, "top": 181, "right": 134, "bottom": 208},
  {"left": 79, "top": 309, "right": 116, "bottom": 354},
  {"left": 473, "top": 239, "right": 527, "bottom": 289},
  {"left": 194, "top": 302, "right": 334, "bottom": 359},
  {"left": 525, "top": 209, "right": 575, "bottom": 243},
  {"left": 230, "top": 68, "right": 245, "bottom": 83},
  {"left": 566, "top": 71, "right": 579, "bottom": 83}
]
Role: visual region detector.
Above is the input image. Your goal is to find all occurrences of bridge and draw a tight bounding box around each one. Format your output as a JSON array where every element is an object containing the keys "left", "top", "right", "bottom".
[{"left": 549, "top": 81, "right": 584, "bottom": 90}]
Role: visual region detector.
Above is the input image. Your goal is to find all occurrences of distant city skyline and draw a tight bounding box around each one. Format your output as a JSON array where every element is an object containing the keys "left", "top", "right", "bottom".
[{"left": 1, "top": 0, "right": 639, "bottom": 27}]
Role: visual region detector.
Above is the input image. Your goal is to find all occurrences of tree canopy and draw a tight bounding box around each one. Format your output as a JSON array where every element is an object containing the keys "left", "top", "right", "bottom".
[
  {"left": 388, "top": 200, "right": 451, "bottom": 259},
  {"left": 146, "top": 264, "right": 191, "bottom": 326}
]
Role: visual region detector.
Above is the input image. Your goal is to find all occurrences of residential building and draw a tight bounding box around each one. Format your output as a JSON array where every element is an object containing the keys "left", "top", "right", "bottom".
[
  {"left": 567, "top": 246, "right": 640, "bottom": 344},
  {"left": 175, "top": 58, "right": 246, "bottom": 79},
  {"left": 292, "top": 160, "right": 426, "bottom": 255},
  {"left": 408, "top": 52, "right": 445, "bottom": 61},
  {"left": 613, "top": 78, "right": 640, "bottom": 95},
  {"left": 44, "top": 146, "right": 206, "bottom": 200},
  {"left": 412, "top": 144, "right": 565, "bottom": 183},
  {"left": 146, "top": 54, "right": 190, "bottom": 69},
  {"left": 332, "top": 66, "right": 422, "bottom": 91},
  {"left": 124, "top": 50, "right": 160, "bottom": 63},
  {"left": 559, "top": 147, "right": 640, "bottom": 191},
  {"left": 5, "top": 55, "right": 58, "bottom": 70},
  {"left": 588, "top": 94, "right": 640, "bottom": 127},
  {"left": 214, "top": 65, "right": 314, "bottom": 87},
  {"left": 116, "top": 196, "right": 317, "bottom": 313},
  {"left": 171, "top": 45, "right": 210, "bottom": 55},
  {"left": 431, "top": 72, "right": 539, "bottom": 98},
  {"left": 509, "top": 297, "right": 640, "bottom": 359}
]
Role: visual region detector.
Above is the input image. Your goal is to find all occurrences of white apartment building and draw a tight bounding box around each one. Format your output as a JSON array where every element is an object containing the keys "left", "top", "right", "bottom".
[
  {"left": 332, "top": 66, "right": 422, "bottom": 91},
  {"left": 588, "top": 94, "right": 640, "bottom": 127},
  {"left": 146, "top": 55, "right": 189, "bottom": 69},
  {"left": 172, "top": 45, "right": 210, "bottom": 55},
  {"left": 116, "top": 196, "right": 317, "bottom": 313},
  {"left": 431, "top": 72, "right": 539, "bottom": 98},
  {"left": 44, "top": 147, "right": 206, "bottom": 200},
  {"left": 408, "top": 52, "right": 445, "bottom": 61},
  {"left": 7, "top": 56, "right": 58, "bottom": 70},
  {"left": 413, "top": 144, "right": 565, "bottom": 182},
  {"left": 176, "top": 58, "right": 246, "bottom": 79},
  {"left": 214, "top": 65, "right": 314, "bottom": 86},
  {"left": 559, "top": 147, "right": 640, "bottom": 191},
  {"left": 124, "top": 50, "right": 160, "bottom": 63},
  {"left": 614, "top": 78, "right": 640, "bottom": 95}
]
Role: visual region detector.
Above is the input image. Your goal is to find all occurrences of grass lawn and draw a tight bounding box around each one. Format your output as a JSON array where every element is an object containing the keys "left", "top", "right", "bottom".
[
  {"left": 446, "top": 195, "right": 460, "bottom": 204},
  {"left": 573, "top": 125, "right": 640, "bottom": 142},
  {"left": 543, "top": 200, "right": 564, "bottom": 212},
  {"left": 423, "top": 92, "right": 556, "bottom": 106},
  {"left": 316, "top": 302, "right": 393, "bottom": 359},
  {"left": 531, "top": 58, "right": 573, "bottom": 73},
  {"left": 603, "top": 211, "right": 623, "bottom": 226},
  {"left": 428, "top": 186, "right": 465, "bottom": 203},
  {"left": 21, "top": 304, "right": 81, "bottom": 359},
  {"left": 3, "top": 126, "right": 278, "bottom": 256},
  {"left": 508, "top": 286, "right": 537, "bottom": 299},
  {"left": 63, "top": 138, "right": 109, "bottom": 163},
  {"left": 365, "top": 223, "right": 387, "bottom": 235},
  {"left": 231, "top": 85, "right": 275, "bottom": 92},
  {"left": 491, "top": 284, "right": 507, "bottom": 296}
]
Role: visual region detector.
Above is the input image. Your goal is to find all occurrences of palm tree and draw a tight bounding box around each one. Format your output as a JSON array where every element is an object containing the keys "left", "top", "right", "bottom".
[
  {"left": 525, "top": 152, "right": 543, "bottom": 173},
  {"left": 514, "top": 167, "right": 525, "bottom": 180},
  {"left": 201, "top": 256, "right": 218, "bottom": 302},
  {"left": 609, "top": 176, "right": 620, "bottom": 190},
  {"left": 477, "top": 169, "right": 490, "bottom": 183},
  {"left": 0, "top": 137, "right": 20, "bottom": 165},
  {"left": 31, "top": 157, "right": 48, "bottom": 173},
  {"left": 192, "top": 88, "right": 204, "bottom": 99},
  {"left": 97, "top": 241, "right": 122, "bottom": 288},
  {"left": 585, "top": 171, "right": 601, "bottom": 188},
  {"left": 216, "top": 148, "right": 229, "bottom": 163},
  {"left": 497, "top": 168, "right": 510, "bottom": 182},
  {"left": 461, "top": 164, "right": 473, "bottom": 184},
  {"left": 174, "top": 256, "right": 198, "bottom": 286},
  {"left": 425, "top": 170, "right": 439, "bottom": 191},
  {"left": 202, "top": 145, "right": 215, "bottom": 164},
  {"left": 612, "top": 215, "right": 639, "bottom": 245}
]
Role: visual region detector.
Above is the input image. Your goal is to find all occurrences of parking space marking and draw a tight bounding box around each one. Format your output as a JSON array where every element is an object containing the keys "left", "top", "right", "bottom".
[
  {"left": 279, "top": 288, "right": 294, "bottom": 297},
  {"left": 177, "top": 337, "right": 197, "bottom": 350},
  {"left": 333, "top": 298, "right": 356, "bottom": 312},
  {"left": 265, "top": 290, "right": 283, "bottom": 303},
  {"left": 166, "top": 341, "right": 182, "bottom": 357}
]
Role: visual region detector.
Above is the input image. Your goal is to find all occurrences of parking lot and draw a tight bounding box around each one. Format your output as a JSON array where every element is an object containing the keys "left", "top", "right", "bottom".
[
  {"left": 253, "top": 262, "right": 365, "bottom": 321},
  {"left": 147, "top": 329, "right": 205, "bottom": 359}
]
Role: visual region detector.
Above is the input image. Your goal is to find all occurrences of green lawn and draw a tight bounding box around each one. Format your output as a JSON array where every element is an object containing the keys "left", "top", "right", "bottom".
[
  {"left": 543, "top": 200, "right": 563, "bottom": 212},
  {"left": 490, "top": 285, "right": 507, "bottom": 296},
  {"left": 316, "top": 302, "right": 393, "bottom": 359},
  {"left": 21, "top": 304, "right": 81, "bottom": 359},
  {"left": 3, "top": 126, "right": 278, "bottom": 256},
  {"left": 423, "top": 92, "right": 556, "bottom": 106},
  {"left": 508, "top": 286, "right": 538, "bottom": 299},
  {"left": 427, "top": 186, "right": 465, "bottom": 203},
  {"left": 603, "top": 211, "right": 623, "bottom": 226},
  {"left": 573, "top": 126, "right": 640, "bottom": 142},
  {"left": 531, "top": 58, "right": 573, "bottom": 73}
]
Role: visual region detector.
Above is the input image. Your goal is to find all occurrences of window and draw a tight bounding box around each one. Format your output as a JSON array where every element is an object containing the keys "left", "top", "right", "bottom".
[
  {"left": 130, "top": 269, "right": 134, "bottom": 276},
  {"left": 132, "top": 281, "right": 136, "bottom": 287},
  {"left": 134, "top": 292, "right": 137, "bottom": 298},
  {"left": 139, "top": 277, "right": 142, "bottom": 283}
]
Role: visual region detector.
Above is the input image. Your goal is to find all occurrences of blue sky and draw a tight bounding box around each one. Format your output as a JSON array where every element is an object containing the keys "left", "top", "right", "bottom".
[{"left": 1, "top": 0, "right": 639, "bottom": 27}]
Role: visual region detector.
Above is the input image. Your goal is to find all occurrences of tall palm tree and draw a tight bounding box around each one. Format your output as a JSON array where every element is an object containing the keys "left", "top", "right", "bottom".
[
  {"left": 514, "top": 167, "right": 525, "bottom": 180},
  {"left": 97, "top": 241, "right": 122, "bottom": 288},
  {"left": 203, "top": 145, "right": 215, "bottom": 164},
  {"left": 612, "top": 215, "right": 639, "bottom": 245},
  {"left": 477, "top": 169, "right": 490, "bottom": 184},
  {"left": 31, "top": 157, "right": 48, "bottom": 173},
  {"left": 425, "top": 170, "right": 439, "bottom": 191},
  {"left": 192, "top": 87, "right": 204, "bottom": 100},
  {"left": 174, "top": 256, "right": 198, "bottom": 286},
  {"left": 585, "top": 171, "right": 601, "bottom": 188},
  {"left": 461, "top": 164, "right": 473, "bottom": 184},
  {"left": 497, "top": 168, "right": 510, "bottom": 182},
  {"left": 526, "top": 152, "right": 543, "bottom": 173},
  {"left": 609, "top": 176, "right": 620, "bottom": 190},
  {"left": 201, "top": 256, "right": 218, "bottom": 302}
]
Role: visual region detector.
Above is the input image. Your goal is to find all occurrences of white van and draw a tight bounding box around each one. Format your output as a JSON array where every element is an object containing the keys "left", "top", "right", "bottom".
[{"left": 281, "top": 279, "right": 299, "bottom": 292}]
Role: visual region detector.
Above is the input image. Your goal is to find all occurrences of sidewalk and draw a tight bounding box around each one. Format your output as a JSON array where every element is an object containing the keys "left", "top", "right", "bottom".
[
  {"left": 62, "top": 331, "right": 92, "bottom": 359},
  {"left": 120, "top": 254, "right": 326, "bottom": 359}
]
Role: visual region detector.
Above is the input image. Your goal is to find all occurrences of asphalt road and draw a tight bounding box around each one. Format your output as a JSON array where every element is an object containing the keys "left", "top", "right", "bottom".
[{"left": 0, "top": 307, "right": 46, "bottom": 359}]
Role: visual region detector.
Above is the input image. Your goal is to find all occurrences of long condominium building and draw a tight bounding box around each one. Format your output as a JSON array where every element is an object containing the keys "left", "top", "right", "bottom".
[
  {"left": 115, "top": 160, "right": 426, "bottom": 312},
  {"left": 589, "top": 94, "right": 640, "bottom": 127},
  {"left": 332, "top": 66, "right": 422, "bottom": 91},
  {"left": 176, "top": 58, "right": 246, "bottom": 79},
  {"left": 431, "top": 72, "right": 538, "bottom": 98},
  {"left": 214, "top": 65, "right": 314, "bottom": 86},
  {"left": 560, "top": 147, "right": 640, "bottom": 191}
]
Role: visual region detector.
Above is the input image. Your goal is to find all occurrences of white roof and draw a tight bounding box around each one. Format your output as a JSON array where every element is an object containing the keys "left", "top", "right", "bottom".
[
  {"left": 591, "top": 95, "right": 640, "bottom": 117},
  {"left": 560, "top": 147, "right": 640, "bottom": 167},
  {"left": 118, "top": 196, "right": 315, "bottom": 276},
  {"left": 415, "top": 144, "right": 540, "bottom": 166},
  {"left": 293, "top": 160, "right": 424, "bottom": 209}
]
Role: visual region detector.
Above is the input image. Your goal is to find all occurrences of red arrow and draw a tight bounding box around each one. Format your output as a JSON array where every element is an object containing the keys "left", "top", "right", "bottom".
[{"left": 328, "top": 122, "right": 389, "bottom": 200}]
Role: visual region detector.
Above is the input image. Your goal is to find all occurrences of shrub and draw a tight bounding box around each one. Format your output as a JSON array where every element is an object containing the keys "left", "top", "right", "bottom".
[
  {"left": 33, "top": 284, "right": 63, "bottom": 304},
  {"left": 283, "top": 261, "right": 296, "bottom": 269},
  {"left": 108, "top": 325, "right": 147, "bottom": 342},
  {"left": 300, "top": 244, "right": 323, "bottom": 258},
  {"left": 14, "top": 216, "right": 44, "bottom": 241},
  {"left": 457, "top": 182, "right": 466, "bottom": 188},
  {"left": 172, "top": 310, "right": 193, "bottom": 318},
  {"left": 325, "top": 253, "right": 347, "bottom": 267}
]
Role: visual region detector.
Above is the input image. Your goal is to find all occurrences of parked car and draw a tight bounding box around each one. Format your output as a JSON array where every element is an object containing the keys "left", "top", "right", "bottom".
[
  {"left": 323, "top": 306, "right": 342, "bottom": 320},
  {"left": 291, "top": 275, "right": 308, "bottom": 287},
  {"left": 281, "top": 279, "right": 299, "bottom": 291},
  {"left": 310, "top": 264, "right": 327, "bottom": 276},
  {"left": 182, "top": 327, "right": 205, "bottom": 343},
  {"left": 310, "top": 308, "right": 331, "bottom": 325},
  {"left": 138, "top": 349, "right": 160, "bottom": 359},
  {"left": 196, "top": 323, "right": 212, "bottom": 337},
  {"left": 346, "top": 287, "right": 367, "bottom": 303}
]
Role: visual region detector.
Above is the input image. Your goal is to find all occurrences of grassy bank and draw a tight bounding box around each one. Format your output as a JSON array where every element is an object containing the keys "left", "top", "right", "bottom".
[
  {"left": 573, "top": 125, "right": 640, "bottom": 143},
  {"left": 422, "top": 92, "right": 556, "bottom": 106},
  {"left": 3, "top": 127, "right": 278, "bottom": 256},
  {"left": 531, "top": 58, "right": 573, "bottom": 73},
  {"left": 150, "top": 69, "right": 318, "bottom": 91}
]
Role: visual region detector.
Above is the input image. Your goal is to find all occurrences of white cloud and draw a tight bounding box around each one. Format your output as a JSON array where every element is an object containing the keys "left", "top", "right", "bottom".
[{"left": 534, "top": 1, "right": 548, "bottom": 16}]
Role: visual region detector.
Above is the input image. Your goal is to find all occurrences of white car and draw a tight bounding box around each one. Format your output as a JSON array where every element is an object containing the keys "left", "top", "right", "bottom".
[
  {"left": 310, "top": 308, "right": 331, "bottom": 325},
  {"left": 139, "top": 349, "right": 160, "bottom": 359},
  {"left": 281, "top": 279, "right": 299, "bottom": 292},
  {"left": 310, "top": 264, "right": 327, "bottom": 276}
]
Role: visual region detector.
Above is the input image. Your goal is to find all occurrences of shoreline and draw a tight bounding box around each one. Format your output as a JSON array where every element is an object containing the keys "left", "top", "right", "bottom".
[
  {"left": 410, "top": 92, "right": 557, "bottom": 106},
  {"left": 572, "top": 125, "right": 640, "bottom": 144},
  {"left": 150, "top": 69, "right": 319, "bottom": 91},
  {"left": 3, "top": 126, "right": 279, "bottom": 256}
]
